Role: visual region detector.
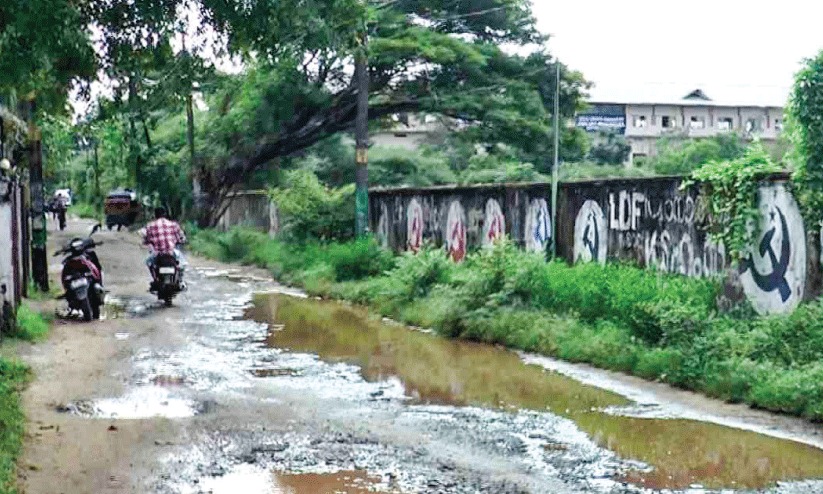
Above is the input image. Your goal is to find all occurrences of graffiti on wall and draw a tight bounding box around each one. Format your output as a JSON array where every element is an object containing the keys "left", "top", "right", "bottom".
[
  {"left": 407, "top": 198, "right": 424, "bottom": 253},
  {"left": 601, "top": 189, "right": 727, "bottom": 278},
  {"left": 371, "top": 176, "right": 819, "bottom": 315},
  {"left": 574, "top": 200, "right": 607, "bottom": 264},
  {"left": 740, "top": 185, "right": 806, "bottom": 315},
  {"left": 446, "top": 201, "right": 467, "bottom": 262},
  {"left": 483, "top": 199, "right": 505, "bottom": 246},
  {"left": 525, "top": 198, "right": 551, "bottom": 253}
]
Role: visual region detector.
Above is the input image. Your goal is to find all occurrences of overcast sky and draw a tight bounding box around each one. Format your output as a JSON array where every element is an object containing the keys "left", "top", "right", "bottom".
[{"left": 531, "top": 0, "right": 823, "bottom": 104}]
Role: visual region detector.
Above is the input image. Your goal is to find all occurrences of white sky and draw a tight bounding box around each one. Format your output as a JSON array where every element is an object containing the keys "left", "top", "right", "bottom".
[{"left": 531, "top": 0, "right": 823, "bottom": 105}]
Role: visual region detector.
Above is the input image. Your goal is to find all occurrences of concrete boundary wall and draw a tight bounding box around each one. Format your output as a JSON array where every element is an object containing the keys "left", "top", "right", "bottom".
[
  {"left": 217, "top": 191, "right": 279, "bottom": 237},
  {"left": 370, "top": 173, "right": 820, "bottom": 315}
]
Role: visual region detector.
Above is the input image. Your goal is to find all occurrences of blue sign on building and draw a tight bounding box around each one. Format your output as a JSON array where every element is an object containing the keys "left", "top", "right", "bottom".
[{"left": 575, "top": 104, "right": 626, "bottom": 134}]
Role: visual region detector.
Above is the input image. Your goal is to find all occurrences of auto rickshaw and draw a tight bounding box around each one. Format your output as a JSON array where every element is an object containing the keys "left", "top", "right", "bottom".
[{"left": 104, "top": 189, "right": 141, "bottom": 230}]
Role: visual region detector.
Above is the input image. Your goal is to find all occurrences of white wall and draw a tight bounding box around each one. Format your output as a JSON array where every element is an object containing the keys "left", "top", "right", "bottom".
[{"left": 0, "top": 203, "right": 13, "bottom": 308}]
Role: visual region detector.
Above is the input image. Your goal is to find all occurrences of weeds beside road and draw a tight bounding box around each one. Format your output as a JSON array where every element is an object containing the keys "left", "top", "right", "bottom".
[
  {"left": 0, "top": 306, "right": 50, "bottom": 494},
  {"left": 191, "top": 228, "right": 823, "bottom": 422}
]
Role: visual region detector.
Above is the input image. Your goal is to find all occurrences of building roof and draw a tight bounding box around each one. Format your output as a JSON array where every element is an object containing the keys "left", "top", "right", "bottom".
[{"left": 587, "top": 83, "right": 789, "bottom": 108}]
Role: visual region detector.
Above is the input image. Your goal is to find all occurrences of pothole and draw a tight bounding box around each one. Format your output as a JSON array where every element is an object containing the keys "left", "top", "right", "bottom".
[
  {"left": 249, "top": 368, "right": 300, "bottom": 378},
  {"left": 57, "top": 386, "right": 201, "bottom": 419}
]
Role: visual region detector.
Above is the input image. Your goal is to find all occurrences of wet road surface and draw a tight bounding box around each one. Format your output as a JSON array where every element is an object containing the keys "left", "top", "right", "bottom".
[{"left": 20, "top": 221, "right": 823, "bottom": 493}]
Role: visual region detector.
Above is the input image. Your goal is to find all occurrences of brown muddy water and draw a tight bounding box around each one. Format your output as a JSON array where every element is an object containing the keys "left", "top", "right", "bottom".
[
  {"left": 247, "top": 293, "right": 823, "bottom": 491},
  {"left": 273, "top": 470, "right": 390, "bottom": 493}
]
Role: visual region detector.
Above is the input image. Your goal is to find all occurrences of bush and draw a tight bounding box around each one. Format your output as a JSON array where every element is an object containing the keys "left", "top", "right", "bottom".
[
  {"left": 649, "top": 134, "right": 748, "bottom": 176},
  {"left": 270, "top": 169, "right": 355, "bottom": 242},
  {"left": 588, "top": 131, "right": 631, "bottom": 165},
  {"left": 325, "top": 238, "right": 395, "bottom": 282}
]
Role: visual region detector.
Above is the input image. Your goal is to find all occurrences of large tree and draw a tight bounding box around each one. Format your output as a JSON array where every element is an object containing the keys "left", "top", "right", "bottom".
[
  {"left": 2, "top": 0, "right": 589, "bottom": 225},
  {"left": 185, "top": 0, "right": 588, "bottom": 224}
]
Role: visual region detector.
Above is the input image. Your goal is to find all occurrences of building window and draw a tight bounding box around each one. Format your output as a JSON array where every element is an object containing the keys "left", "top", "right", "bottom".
[
  {"left": 745, "top": 118, "right": 762, "bottom": 133},
  {"left": 633, "top": 115, "right": 647, "bottom": 128},
  {"left": 689, "top": 116, "right": 705, "bottom": 129},
  {"left": 717, "top": 117, "right": 734, "bottom": 130},
  {"left": 775, "top": 119, "right": 783, "bottom": 131},
  {"left": 661, "top": 116, "right": 674, "bottom": 128}
]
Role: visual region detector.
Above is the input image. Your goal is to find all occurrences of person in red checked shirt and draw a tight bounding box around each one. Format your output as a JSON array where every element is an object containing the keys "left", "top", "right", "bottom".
[{"left": 142, "top": 206, "right": 187, "bottom": 290}]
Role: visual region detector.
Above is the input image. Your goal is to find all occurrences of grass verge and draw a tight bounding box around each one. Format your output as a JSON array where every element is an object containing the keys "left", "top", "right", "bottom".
[
  {"left": 0, "top": 305, "right": 51, "bottom": 493},
  {"left": 191, "top": 228, "right": 823, "bottom": 421}
]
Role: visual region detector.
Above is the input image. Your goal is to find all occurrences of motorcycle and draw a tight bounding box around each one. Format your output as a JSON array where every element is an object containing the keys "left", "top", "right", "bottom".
[
  {"left": 55, "top": 224, "right": 105, "bottom": 321},
  {"left": 150, "top": 250, "right": 186, "bottom": 307}
]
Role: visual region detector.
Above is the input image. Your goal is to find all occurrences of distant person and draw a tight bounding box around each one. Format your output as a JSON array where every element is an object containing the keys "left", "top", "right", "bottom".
[
  {"left": 54, "top": 195, "right": 68, "bottom": 230},
  {"left": 142, "top": 207, "right": 187, "bottom": 289}
]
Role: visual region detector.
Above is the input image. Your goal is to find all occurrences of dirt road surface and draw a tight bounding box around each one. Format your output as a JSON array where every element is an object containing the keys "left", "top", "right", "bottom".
[{"left": 13, "top": 219, "right": 823, "bottom": 494}]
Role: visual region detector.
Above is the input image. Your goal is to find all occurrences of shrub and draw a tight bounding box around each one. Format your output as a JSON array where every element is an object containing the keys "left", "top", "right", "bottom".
[
  {"left": 325, "top": 238, "right": 395, "bottom": 282},
  {"left": 270, "top": 169, "right": 355, "bottom": 242}
]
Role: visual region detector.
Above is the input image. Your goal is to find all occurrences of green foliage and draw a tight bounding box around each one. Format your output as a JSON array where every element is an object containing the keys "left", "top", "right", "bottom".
[
  {"left": 0, "top": 358, "right": 28, "bottom": 494},
  {"left": 0, "top": 0, "right": 96, "bottom": 112},
  {"left": 71, "top": 202, "right": 102, "bottom": 220},
  {"left": 368, "top": 147, "right": 458, "bottom": 187},
  {"left": 687, "top": 142, "right": 782, "bottom": 261},
  {"left": 270, "top": 170, "right": 355, "bottom": 242},
  {"left": 558, "top": 162, "right": 655, "bottom": 181},
  {"left": 189, "top": 228, "right": 394, "bottom": 289},
  {"left": 460, "top": 152, "right": 547, "bottom": 184},
  {"left": 13, "top": 304, "right": 51, "bottom": 342},
  {"left": 649, "top": 134, "right": 749, "bottom": 176},
  {"left": 788, "top": 50, "right": 823, "bottom": 231},
  {"left": 588, "top": 131, "right": 631, "bottom": 165}
]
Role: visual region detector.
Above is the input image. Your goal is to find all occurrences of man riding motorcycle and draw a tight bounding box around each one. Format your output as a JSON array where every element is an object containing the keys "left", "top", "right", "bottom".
[{"left": 142, "top": 206, "right": 187, "bottom": 292}]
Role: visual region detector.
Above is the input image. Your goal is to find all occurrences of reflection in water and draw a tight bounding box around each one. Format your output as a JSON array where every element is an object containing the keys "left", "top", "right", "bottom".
[
  {"left": 274, "top": 470, "right": 389, "bottom": 493},
  {"left": 247, "top": 294, "right": 823, "bottom": 490}
]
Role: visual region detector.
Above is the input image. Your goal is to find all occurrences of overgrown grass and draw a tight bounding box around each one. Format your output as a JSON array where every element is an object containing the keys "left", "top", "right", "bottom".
[
  {"left": 0, "top": 359, "right": 28, "bottom": 494},
  {"left": 0, "top": 304, "right": 49, "bottom": 493},
  {"left": 192, "top": 228, "right": 823, "bottom": 421},
  {"left": 12, "top": 305, "right": 52, "bottom": 342}
]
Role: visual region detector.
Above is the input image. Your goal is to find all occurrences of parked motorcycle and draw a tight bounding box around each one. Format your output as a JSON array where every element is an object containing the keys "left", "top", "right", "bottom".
[
  {"left": 150, "top": 251, "right": 186, "bottom": 307},
  {"left": 55, "top": 224, "right": 105, "bottom": 321}
]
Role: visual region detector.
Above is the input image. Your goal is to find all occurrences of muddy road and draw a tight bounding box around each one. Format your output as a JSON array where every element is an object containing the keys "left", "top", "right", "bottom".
[{"left": 15, "top": 219, "right": 823, "bottom": 493}]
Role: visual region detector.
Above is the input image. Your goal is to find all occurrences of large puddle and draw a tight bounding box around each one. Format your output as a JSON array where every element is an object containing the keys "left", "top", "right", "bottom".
[
  {"left": 247, "top": 294, "right": 823, "bottom": 490},
  {"left": 197, "top": 464, "right": 390, "bottom": 494}
]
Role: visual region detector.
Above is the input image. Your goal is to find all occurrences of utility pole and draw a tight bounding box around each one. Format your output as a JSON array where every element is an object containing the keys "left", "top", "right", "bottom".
[
  {"left": 354, "top": 21, "right": 370, "bottom": 237},
  {"left": 182, "top": 28, "right": 201, "bottom": 223},
  {"left": 550, "top": 63, "right": 560, "bottom": 260},
  {"left": 27, "top": 97, "right": 48, "bottom": 292},
  {"left": 92, "top": 138, "right": 101, "bottom": 203}
]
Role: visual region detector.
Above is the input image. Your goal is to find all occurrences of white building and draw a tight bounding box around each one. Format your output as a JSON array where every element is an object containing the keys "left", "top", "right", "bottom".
[
  {"left": 577, "top": 86, "right": 787, "bottom": 162},
  {"left": 371, "top": 114, "right": 444, "bottom": 150}
]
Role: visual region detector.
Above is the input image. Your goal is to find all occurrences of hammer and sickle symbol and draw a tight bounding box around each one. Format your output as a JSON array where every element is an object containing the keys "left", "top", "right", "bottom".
[
  {"left": 742, "top": 207, "right": 792, "bottom": 302},
  {"left": 582, "top": 212, "right": 599, "bottom": 260}
]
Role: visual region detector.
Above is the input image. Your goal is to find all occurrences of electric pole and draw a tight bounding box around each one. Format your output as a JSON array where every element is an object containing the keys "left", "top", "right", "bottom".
[
  {"left": 182, "top": 27, "right": 202, "bottom": 224},
  {"left": 27, "top": 97, "right": 48, "bottom": 292},
  {"left": 550, "top": 63, "right": 560, "bottom": 260},
  {"left": 354, "top": 22, "right": 370, "bottom": 237}
]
